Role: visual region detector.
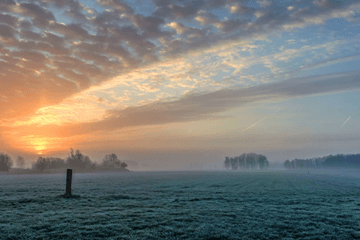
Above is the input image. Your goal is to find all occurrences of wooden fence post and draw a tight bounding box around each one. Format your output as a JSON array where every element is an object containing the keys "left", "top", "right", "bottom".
[{"left": 62, "top": 169, "right": 72, "bottom": 198}]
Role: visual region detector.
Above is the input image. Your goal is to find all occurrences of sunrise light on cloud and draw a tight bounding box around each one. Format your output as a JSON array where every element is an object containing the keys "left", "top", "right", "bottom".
[{"left": 1, "top": 0, "right": 360, "bottom": 169}]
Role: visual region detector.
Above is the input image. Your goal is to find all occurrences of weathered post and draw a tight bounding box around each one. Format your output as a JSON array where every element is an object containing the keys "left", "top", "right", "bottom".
[{"left": 62, "top": 169, "right": 72, "bottom": 198}]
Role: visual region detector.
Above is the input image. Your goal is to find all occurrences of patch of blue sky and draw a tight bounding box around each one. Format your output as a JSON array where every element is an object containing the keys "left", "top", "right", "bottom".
[
  {"left": 240, "top": 63, "right": 272, "bottom": 77},
  {"left": 277, "top": 28, "right": 324, "bottom": 49},
  {"left": 204, "top": 53, "right": 222, "bottom": 64},
  {"left": 4, "top": 46, "right": 19, "bottom": 52},
  {"left": 325, "top": 18, "right": 349, "bottom": 32},
  {"left": 272, "top": 51, "right": 355, "bottom": 80},
  {"left": 78, "top": 0, "right": 105, "bottom": 14},
  {"left": 209, "top": 8, "right": 231, "bottom": 20},
  {"left": 251, "top": 41, "right": 281, "bottom": 57},
  {"left": 272, "top": 0, "right": 296, "bottom": 8},
  {"left": 123, "top": 0, "right": 156, "bottom": 17},
  {"left": 244, "top": 0, "right": 260, "bottom": 9},
  {"left": 235, "top": 49, "right": 252, "bottom": 58},
  {"left": 297, "top": 58, "right": 360, "bottom": 79},
  {"left": 47, "top": 3, "right": 98, "bottom": 36},
  {"left": 281, "top": 92, "right": 360, "bottom": 133},
  {"left": 164, "top": 18, "right": 205, "bottom": 34},
  {"left": 27, "top": 25, "right": 43, "bottom": 35},
  {"left": 337, "top": 46, "right": 360, "bottom": 57},
  {"left": 328, "top": 21, "right": 360, "bottom": 39},
  {"left": 49, "top": 7, "right": 73, "bottom": 25},
  {"left": 212, "top": 69, "right": 236, "bottom": 82},
  {"left": 309, "top": 41, "right": 357, "bottom": 59}
]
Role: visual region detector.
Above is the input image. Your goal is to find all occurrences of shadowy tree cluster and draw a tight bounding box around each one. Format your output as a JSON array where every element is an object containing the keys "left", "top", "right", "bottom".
[
  {"left": 32, "top": 157, "right": 67, "bottom": 172},
  {"left": 2, "top": 149, "right": 129, "bottom": 173},
  {"left": 66, "top": 149, "right": 95, "bottom": 169},
  {"left": 284, "top": 153, "right": 360, "bottom": 169},
  {"left": 0, "top": 153, "right": 13, "bottom": 172},
  {"left": 102, "top": 153, "right": 127, "bottom": 169},
  {"left": 32, "top": 149, "right": 95, "bottom": 172},
  {"left": 31, "top": 149, "right": 128, "bottom": 172},
  {"left": 224, "top": 153, "right": 269, "bottom": 170}
]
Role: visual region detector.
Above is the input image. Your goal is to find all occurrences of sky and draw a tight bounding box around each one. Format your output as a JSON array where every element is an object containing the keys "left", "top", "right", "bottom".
[{"left": 1, "top": 0, "right": 360, "bottom": 170}]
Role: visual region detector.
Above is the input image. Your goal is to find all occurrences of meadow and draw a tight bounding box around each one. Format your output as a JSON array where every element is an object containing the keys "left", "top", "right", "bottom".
[{"left": 1, "top": 170, "right": 360, "bottom": 239}]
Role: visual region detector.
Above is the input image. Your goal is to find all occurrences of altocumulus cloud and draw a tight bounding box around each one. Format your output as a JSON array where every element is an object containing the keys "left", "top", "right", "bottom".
[{"left": 1, "top": 0, "right": 360, "bottom": 120}]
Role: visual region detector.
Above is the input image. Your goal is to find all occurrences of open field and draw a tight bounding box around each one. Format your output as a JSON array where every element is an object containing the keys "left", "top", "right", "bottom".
[{"left": 1, "top": 170, "right": 360, "bottom": 239}]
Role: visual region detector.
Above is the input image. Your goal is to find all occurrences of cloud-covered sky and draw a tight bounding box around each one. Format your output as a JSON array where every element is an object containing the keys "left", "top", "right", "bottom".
[{"left": 1, "top": 0, "right": 360, "bottom": 170}]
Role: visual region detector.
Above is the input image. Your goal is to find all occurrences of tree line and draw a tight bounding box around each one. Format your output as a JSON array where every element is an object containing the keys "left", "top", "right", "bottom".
[
  {"left": 284, "top": 153, "right": 360, "bottom": 169},
  {"left": 0, "top": 149, "right": 128, "bottom": 172},
  {"left": 224, "top": 153, "right": 269, "bottom": 170}
]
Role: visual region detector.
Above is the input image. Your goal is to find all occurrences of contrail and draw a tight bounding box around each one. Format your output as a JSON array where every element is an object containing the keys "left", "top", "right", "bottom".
[
  {"left": 240, "top": 108, "right": 282, "bottom": 133},
  {"left": 340, "top": 116, "right": 351, "bottom": 128}
]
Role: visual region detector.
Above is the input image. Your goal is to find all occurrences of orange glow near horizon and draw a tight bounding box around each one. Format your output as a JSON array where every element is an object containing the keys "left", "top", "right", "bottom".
[
  {"left": 6, "top": 134, "right": 63, "bottom": 155},
  {"left": 27, "top": 136, "right": 49, "bottom": 154}
]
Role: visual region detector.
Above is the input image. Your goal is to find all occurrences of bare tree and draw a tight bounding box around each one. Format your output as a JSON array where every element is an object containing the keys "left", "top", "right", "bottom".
[
  {"left": 224, "top": 153, "right": 269, "bottom": 170},
  {"left": 224, "top": 157, "right": 230, "bottom": 169},
  {"left": 32, "top": 157, "right": 48, "bottom": 172},
  {"left": 0, "top": 153, "right": 13, "bottom": 172},
  {"left": 16, "top": 156, "right": 25, "bottom": 168},
  {"left": 120, "top": 162, "right": 127, "bottom": 169},
  {"left": 66, "top": 149, "right": 93, "bottom": 169},
  {"left": 102, "top": 154, "right": 121, "bottom": 168},
  {"left": 257, "top": 154, "right": 269, "bottom": 169}
]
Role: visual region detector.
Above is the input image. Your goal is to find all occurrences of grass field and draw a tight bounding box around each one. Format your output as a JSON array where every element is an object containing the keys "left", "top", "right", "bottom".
[{"left": 1, "top": 170, "right": 360, "bottom": 239}]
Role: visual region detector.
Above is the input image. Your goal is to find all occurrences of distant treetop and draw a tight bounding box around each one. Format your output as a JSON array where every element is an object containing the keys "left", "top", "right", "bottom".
[
  {"left": 0, "top": 153, "right": 13, "bottom": 172},
  {"left": 284, "top": 154, "right": 360, "bottom": 169},
  {"left": 224, "top": 153, "right": 269, "bottom": 170}
]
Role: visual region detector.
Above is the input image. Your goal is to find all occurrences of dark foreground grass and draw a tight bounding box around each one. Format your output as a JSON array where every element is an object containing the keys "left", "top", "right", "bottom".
[{"left": 1, "top": 171, "right": 360, "bottom": 239}]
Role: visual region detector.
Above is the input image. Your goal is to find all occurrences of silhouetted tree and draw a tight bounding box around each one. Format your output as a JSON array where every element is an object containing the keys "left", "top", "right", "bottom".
[
  {"left": 283, "top": 153, "right": 360, "bottom": 169},
  {"left": 16, "top": 156, "right": 25, "bottom": 168},
  {"left": 102, "top": 153, "right": 120, "bottom": 167},
  {"left": 224, "top": 157, "right": 230, "bottom": 169},
  {"left": 284, "top": 160, "right": 291, "bottom": 169},
  {"left": 120, "top": 162, "right": 127, "bottom": 169},
  {"left": 90, "top": 162, "right": 97, "bottom": 170},
  {"left": 238, "top": 154, "right": 246, "bottom": 168},
  {"left": 224, "top": 153, "right": 269, "bottom": 170},
  {"left": 83, "top": 156, "right": 92, "bottom": 168},
  {"left": 258, "top": 154, "right": 269, "bottom": 169},
  {"left": 66, "top": 149, "right": 93, "bottom": 169},
  {"left": 290, "top": 160, "right": 295, "bottom": 169},
  {"left": 33, "top": 157, "right": 48, "bottom": 172},
  {"left": 48, "top": 158, "right": 66, "bottom": 169},
  {"left": 0, "top": 153, "right": 13, "bottom": 172},
  {"left": 32, "top": 157, "right": 66, "bottom": 171},
  {"left": 230, "top": 157, "right": 238, "bottom": 170},
  {"left": 246, "top": 153, "right": 257, "bottom": 169}
]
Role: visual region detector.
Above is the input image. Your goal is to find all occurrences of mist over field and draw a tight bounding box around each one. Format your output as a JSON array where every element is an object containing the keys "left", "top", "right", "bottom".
[{"left": 1, "top": 171, "right": 360, "bottom": 239}]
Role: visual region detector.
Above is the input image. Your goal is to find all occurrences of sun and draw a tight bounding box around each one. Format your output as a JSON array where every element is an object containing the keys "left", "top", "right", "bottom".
[
  {"left": 30, "top": 137, "right": 49, "bottom": 155},
  {"left": 34, "top": 144, "right": 47, "bottom": 155}
]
